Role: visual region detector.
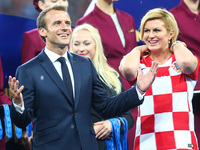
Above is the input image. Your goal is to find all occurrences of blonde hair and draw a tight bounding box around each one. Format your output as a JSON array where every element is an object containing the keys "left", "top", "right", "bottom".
[
  {"left": 70, "top": 24, "right": 122, "bottom": 94},
  {"left": 140, "top": 8, "right": 179, "bottom": 48}
]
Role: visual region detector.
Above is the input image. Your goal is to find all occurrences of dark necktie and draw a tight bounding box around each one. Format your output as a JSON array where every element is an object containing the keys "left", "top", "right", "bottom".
[{"left": 57, "top": 57, "right": 73, "bottom": 100}]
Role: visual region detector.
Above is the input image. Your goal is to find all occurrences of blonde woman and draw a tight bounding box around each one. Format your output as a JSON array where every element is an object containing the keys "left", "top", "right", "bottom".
[
  {"left": 70, "top": 23, "right": 133, "bottom": 150},
  {"left": 120, "top": 8, "right": 200, "bottom": 150}
]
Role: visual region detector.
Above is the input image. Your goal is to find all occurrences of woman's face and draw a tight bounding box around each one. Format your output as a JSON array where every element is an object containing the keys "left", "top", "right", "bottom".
[
  {"left": 72, "top": 30, "right": 96, "bottom": 61},
  {"left": 143, "top": 19, "right": 173, "bottom": 52},
  {"left": 39, "top": 0, "right": 69, "bottom": 10}
]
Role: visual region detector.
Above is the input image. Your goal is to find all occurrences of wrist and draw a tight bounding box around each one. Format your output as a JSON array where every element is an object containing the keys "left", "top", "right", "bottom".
[
  {"left": 136, "top": 84, "right": 146, "bottom": 94},
  {"left": 14, "top": 99, "right": 22, "bottom": 107},
  {"left": 171, "top": 41, "right": 185, "bottom": 51}
]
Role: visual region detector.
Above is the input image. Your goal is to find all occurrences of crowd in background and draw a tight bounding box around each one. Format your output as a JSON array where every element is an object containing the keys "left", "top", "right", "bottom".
[
  {"left": 0, "top": 0, "right": 90, "bottom": 27},
  {"left": 0, "top": 0, "right": 199, "bottom": 150}
]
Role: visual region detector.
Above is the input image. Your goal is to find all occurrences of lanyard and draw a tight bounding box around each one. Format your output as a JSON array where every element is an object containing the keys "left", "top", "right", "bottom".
[
  {"left": 118, "top": 117, "right": 128, "bottom": 150},
  {"left": 0, "top": 119, "right": 3, "bottom": 140},
  {"left": 15, "top": 125, "right": 22, "bottom": 139},
  {"left": 106, "top": 117, "right": 128, "bottom": 150},
  {"left": 2, "top": 105, "right": 32, "bottom": 139},
  {"left": 106, "top": 118, "right": 119, "bottom": 150},
  {"left": 3, "top": 104, "right": 12, "bottom": 138},
  {"left": 26, "top": 123, "right": 32, "bottom": 137},
  {"left": 15, "top": 123, "right": 32, "bottom": 138}
]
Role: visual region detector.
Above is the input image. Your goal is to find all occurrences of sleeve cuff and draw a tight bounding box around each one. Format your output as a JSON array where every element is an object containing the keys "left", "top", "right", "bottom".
[
  {"left": 13, "top": 99, "right": 25, "bottom": 114},
  {"left": 135, "top": 86, "right": 145, "bottom": 100}
]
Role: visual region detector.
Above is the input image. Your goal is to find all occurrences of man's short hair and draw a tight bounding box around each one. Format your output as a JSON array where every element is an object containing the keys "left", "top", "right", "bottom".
[{"left": 37, "top": 5, "right": 68, "bottom": 42}]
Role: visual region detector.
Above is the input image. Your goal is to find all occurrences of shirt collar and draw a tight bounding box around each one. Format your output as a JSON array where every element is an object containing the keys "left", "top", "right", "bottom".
[
  {"left": 44, "top": 47, "right": 69, "bottom": 63},
  {"left": 179, "top": 0, "right": 200, "bottom": 17}
]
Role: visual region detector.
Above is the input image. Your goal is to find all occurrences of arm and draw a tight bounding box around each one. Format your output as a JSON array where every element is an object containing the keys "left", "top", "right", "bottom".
[
  {"left": 93, "top": 77, "right": 133, "bottom": 140},
  {"left": 119, "top": 45, "right": 148, "bottom": 81},
  {"left": 9, "top": 66, "right": 34, "bottom": 128},
  {"left": 172, "top": 41, "right": 198, "bottom": 74},
  {"left": 91, "top": 57, "right": 158, "bottom": 118}
]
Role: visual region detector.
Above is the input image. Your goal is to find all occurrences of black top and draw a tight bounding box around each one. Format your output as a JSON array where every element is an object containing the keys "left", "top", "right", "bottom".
[{"left": 92, "top": 76, "right": 134, "bottom": 150}]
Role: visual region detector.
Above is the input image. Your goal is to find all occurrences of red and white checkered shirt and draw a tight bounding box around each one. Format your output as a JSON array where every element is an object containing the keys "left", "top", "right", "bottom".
[{"left": 133, "top": 54, "right": 199, "bottom": 150}]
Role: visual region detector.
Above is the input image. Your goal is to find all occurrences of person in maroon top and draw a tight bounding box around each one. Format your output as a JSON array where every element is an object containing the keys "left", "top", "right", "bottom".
[
  {"left": 170, "top": 0, "right": 200, "bottom": 90},
  {"left": 76, "top": 0, "right": 137, "bottom": 91},
  {"left": 170, "top": 0, "right": 200, "bottom": 148},
  {"left": 21, "top": 0, "right": 69, "bottom": 64},
  {"left": 76, "top": 1, "right": 137, "bottom": 150},
  {"left": 0, "top": 56, "right": 11, "bottom": 150}
]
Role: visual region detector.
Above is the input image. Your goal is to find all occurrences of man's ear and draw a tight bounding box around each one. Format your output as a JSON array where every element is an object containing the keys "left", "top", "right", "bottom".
[
  {"left": 39, "top": 27, "right": 47, "bottom": 38},
  {"left": 38, "top": 1, "right": 45, "bottom": 11}
]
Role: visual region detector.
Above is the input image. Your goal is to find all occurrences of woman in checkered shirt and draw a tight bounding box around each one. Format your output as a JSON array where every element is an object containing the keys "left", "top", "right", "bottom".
[{"left": 119, "top": 8, "right": 200, "bottom": 150}]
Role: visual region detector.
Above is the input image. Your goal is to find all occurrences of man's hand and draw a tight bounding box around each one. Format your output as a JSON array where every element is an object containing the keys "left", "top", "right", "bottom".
[
  {"left": 136, "top": 61, "right": 158, "bottom": 94},
  {"left": 8, "top": 76, "right": 24, "bottom": 107}
]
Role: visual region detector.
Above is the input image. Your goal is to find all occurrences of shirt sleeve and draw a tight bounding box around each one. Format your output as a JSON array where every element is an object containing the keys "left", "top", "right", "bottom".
[
  {"left": 12, "top": 99, "right": 25, "bottom": 114},
  {"left": 186, "top": 56, "right": 200, "bottom": 80},
  {"left": 135, "top": 86, "right": 145, "bottom": 100}
]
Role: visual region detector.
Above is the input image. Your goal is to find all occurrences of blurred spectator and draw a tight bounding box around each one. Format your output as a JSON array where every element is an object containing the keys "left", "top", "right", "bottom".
[
  {"left": 0, "top": 56, "right": 11, "bottom": 105},
  {"left": 170, "top": 0, "right": 200, "bottom": 148},
  {"left": 0, "top": 56, "right": 12, "bottom": 150},
  {"left": 21, "top": 0, "right": 69, "bottom": 64},
  {"left": 76, "top": 0, "right": 137, "bottom": 91},
  {"left": 170, "top": 0, "right": 200, "bottom": 90},
  {"left": 0, "top": 0, "right": 38, "bottom": 19},
  {"left": 0, "top": 0, "right": 90, "bottom": 27}
]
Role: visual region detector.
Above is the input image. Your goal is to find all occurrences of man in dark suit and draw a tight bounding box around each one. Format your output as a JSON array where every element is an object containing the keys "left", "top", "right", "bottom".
[{"left": 8, "top": 6, "right": 158, "bottom": 150}]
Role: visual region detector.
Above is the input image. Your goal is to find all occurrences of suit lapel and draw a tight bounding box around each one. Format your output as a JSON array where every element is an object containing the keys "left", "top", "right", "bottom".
[{"left": 38, "top": 50, "right": 74, "bottom": 105}]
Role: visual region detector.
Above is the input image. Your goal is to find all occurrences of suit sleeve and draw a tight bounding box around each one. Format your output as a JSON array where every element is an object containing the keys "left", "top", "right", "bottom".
[
  {"left": 89, "top": 59, "right": 143, "bottom": 118},
  {"left": 118, "top": 82, "right": 133, "bottom": 130}
]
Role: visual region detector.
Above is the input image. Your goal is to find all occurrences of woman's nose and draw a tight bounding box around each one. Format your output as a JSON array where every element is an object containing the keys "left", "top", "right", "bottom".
[
  {"left": 79, "top": 45, "right": 85, "bottom": 51},
  {"left": 149, "top": 31, "right": 155, "bottom": 37}
]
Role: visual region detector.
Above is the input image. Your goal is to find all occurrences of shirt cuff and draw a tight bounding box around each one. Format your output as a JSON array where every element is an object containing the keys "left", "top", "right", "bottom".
[
  {"left": 135, "top": 87, "right": 145, "bottom": 100},
  {"left": 13, "top": 99, "right": 25, "bottom": 114}
]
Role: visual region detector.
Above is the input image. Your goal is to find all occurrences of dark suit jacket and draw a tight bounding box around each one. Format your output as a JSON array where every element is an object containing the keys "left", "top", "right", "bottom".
[{"left": 10, "top": 50, "right": 143, "bottom": 150}]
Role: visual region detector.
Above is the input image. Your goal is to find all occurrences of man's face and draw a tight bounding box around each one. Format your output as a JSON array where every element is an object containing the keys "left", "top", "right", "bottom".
[
  {"left": 40, "top": 10, "right": 72, "bottom": 53},
  {"left": 39, "top": 0, "right": 69, "bottom": 10}
]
